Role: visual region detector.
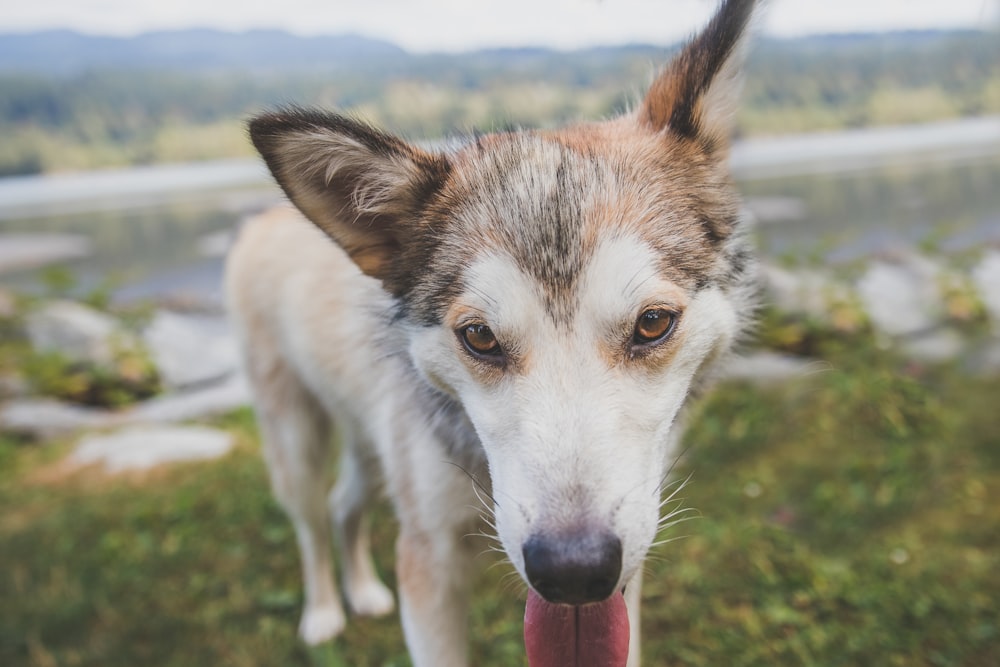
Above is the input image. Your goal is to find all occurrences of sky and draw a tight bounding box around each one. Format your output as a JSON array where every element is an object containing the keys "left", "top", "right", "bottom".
[{"left": 0, "top": 0, "right": 997, "bottom": 52}]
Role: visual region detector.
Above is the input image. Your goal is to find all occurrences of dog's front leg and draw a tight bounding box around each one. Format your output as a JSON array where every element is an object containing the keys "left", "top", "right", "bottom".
[
  {"left": 625, "top": 568, "right": 643, "bottom": 667},
  {"left": 384, "top": 438, "right": 481, "bottom": 667},
  {"left": 396, "top": 526, "right": 474, "bottom": 667}
]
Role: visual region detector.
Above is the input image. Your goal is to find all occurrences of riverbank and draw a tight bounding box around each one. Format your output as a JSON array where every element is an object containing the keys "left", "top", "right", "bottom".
[
  {"left": 729, "top": 115, "right": 1000, "bottom": 179},
  {"left": 2, "top": 116, "right": 998, "bottom": 221}
]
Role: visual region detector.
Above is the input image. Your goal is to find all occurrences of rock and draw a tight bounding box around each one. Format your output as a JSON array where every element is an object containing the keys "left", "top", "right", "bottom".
[
  {"left": 0, "top": 233, "right": 91, "bottom": 274},
  {"left": 143, "top": 310, "right": 239, "bottom": 389},
  {"left": 0, "top": 372, "right": 30, "bottom": 399},
  {"left": 743, "top": 196, "right": 806, "bottom": 225},
  {"left": 901, "top": 328, "right": 965, "bottom": 363},
  {"left": 0, "top": 398, "right": 120, "bottom": 439},
  {"left": 759, "top": 263, "right": 852, "bottom": 320},
  {"left": 856, "top": 254, "right": 945, "bottom": 337},
  {"left": 25, "top": 300, "right": 137, "bottom": 366},
  {"left": 0, "top": 287, "right": 16, "bottom": 319},
  {"left": 124, "top": 373, "right": 251, "bottom": 424},
  {"left": 967, "top": 338, "right": 1000, "bottom": 376},
  {"left": 69, "top": 425, "right": 235, "bottom": 472},
  {"left": 719, "top": 351, "right": 823, "bottom": 385},
  {"left": 196, "top": 230, "right": 233, "bottom": 257},
  {"left": 0, "top": 373, "right": 250, "bottom": 440},
  {"left": 972, "top": 250, "right": 1000, "bottom": 328}
]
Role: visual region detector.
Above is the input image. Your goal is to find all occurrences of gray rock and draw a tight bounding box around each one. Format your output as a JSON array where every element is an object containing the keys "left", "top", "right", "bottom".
[
  {"left": 125, "top": 373, "right": 251, "bottom": 424},
  {"left": 0, "top": 373, "right": 251, "bottom": 440},
  {"left": 0, "top": 398, "right": 120, "bottom": 438},
  {"left": 719, "top": 351, "right": 825, "bottom": 385},
  {"left": 759, "top": 263, "right": 851, "bottom": 320},
  {"left": 25, "top": 300, "right": 137, "bottom": 366},
  {"left": 901, "top": 328, "right": 965, "bottom": 363},
  {"left": 0, "top": 372, "right": 30, "bottom": 399},
  {"left": 0, "top": 287, "right": 16, "bottom": 319},
  {"left": 856, "top": 255, "right": 945, "bottom": 337},
  {"left": 0, "top": 233, "right": 91, "bottom": 274},
  {"left": 69, "top": 425, "right": 234, "bottom": 472},
  {"left": 972, "top": 250, "right": 1000, "bottom": 328},
  {"left": 967, "top": 338, "right": 1000, "bottom": 376},
  {"left": 143, "top": 310, "right": 239, "bottom": 389}
]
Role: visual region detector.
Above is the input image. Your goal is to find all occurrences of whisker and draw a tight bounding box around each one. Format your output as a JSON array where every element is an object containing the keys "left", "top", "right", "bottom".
[
  {"left": 476, "top": 510, "right": 498, "bottom": 531},
  {"left": 656, "top": 443, "right": 694, "bottom": 495},
  {"left": 658, "top": 472, "right": 694, "bottom": 507},
  {"left": 650, "top": 534, "right": 692, "bottom": 549},
  {"left": 659, "top": 503, "right": 691, "bottom": 522},
  {"left": 500, "top": 570, "right": 527, "bottom": 595},
  {"left": 643, "top": 553, "right": 667, "bottom": 565},
  {"left": 465, "top": 528, "right": 500, "bottom": 542},
  {"left": 446, "top": 460, "right": 499, "bottom": 508},
  {"left": 483, "top": 551, "right": 513, "bottom": 569},
  {"left": 658, "top": 496, "right": 689, "bottom": 514},
  {"left": 658, "top": 506, "right": 700, "bottom": 524},
  {"left": 656, "top": 515, "right": 699, "bottom": 532}
]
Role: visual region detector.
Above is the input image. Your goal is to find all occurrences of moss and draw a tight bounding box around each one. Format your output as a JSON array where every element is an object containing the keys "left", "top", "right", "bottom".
[
  {"left": 19, "top": 340, "right": 160, "bottom": 409},
  {"left": 0, "top": 295, "right": 161, "bottom": 409}
]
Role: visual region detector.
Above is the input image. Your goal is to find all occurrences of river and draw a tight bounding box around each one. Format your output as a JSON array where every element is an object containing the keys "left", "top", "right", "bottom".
[{"left": 0, "top": 117, "right": 998, "bottom": 306}]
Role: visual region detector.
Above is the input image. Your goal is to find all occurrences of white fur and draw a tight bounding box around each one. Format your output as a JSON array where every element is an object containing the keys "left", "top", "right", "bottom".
[
  {"left": 411, "top": 236, "right": 738, "bottom": 590},
  {"left": 227, "top": 214, "right": 738, "bottom": 667},
  {"left": 230, "top": 4, "right": 758, "bottom": 665}
]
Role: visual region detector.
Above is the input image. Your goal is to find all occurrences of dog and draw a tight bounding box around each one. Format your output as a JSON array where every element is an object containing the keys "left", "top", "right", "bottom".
[{"left": 225, "top": 1, "right": 759, "bottom": 665}]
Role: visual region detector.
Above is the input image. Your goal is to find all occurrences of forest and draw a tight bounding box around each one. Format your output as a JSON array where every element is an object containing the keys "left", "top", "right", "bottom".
[{"left": 0, "top": 29, "right": 997, "bottom": 176}]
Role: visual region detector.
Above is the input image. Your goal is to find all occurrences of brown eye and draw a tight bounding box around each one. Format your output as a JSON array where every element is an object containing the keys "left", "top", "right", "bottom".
[
  {"left": 633, "top": 309, "right": 677, "bottom": 346},
  {"left": 460, "top": 323, "right": 503, "bottom": 359}
]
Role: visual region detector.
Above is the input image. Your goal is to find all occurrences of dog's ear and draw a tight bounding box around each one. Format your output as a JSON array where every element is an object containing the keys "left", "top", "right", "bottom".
[
  {"left": 640, "top": 0, "right": 757, "bottom": 151},
  {"left": 249, "top": 109, "right": 450, "bottom": 280}
]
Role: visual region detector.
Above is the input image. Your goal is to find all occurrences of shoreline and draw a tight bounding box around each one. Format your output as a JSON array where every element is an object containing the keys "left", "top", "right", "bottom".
[
  {"left": 730, "top": 115, "right": 1000, "bottom": 180},
  {"left": 0, "top": 115, "right": 998, "bottom": 220}
]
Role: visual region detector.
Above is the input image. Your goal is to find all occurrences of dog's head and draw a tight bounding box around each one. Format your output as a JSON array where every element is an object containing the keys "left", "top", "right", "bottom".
[{"left": 251, "top": 0, "right": 757, "bottom": 612}]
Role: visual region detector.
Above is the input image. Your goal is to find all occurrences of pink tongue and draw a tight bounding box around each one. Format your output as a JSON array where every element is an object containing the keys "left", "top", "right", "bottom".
[{"left": 524, "top": 590, "right": 629, "bottom": 667}]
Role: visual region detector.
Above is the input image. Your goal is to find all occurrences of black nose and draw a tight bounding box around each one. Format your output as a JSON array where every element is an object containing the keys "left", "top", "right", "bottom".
[{"left": 522, "top": 530, "right": 622, "bottom": 605}]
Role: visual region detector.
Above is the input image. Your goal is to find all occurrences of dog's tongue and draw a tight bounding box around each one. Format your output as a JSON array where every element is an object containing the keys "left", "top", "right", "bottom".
[{"left": 524, "top": 590, "right": 629, "bottom": 667}]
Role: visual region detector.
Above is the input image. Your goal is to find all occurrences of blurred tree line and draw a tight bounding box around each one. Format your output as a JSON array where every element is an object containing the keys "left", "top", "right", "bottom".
[{"left": 0, "top": 30, "right": 996, "bottom": 176}]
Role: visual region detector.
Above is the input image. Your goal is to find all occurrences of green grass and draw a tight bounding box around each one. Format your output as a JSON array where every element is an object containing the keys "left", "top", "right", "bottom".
[{"left": 1, "top": 330, "right": 998, "bottom": 666}]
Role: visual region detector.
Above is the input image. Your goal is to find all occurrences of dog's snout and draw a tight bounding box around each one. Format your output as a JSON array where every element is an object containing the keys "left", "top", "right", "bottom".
[{"left": 522, "top": 530, "right": 622, "bottom": 605}]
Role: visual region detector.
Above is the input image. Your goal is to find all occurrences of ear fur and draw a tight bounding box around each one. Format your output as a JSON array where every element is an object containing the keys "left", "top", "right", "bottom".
[
  {"left": 641, "top": 0, "right": 758, "bottom": 150},
  {"left": 248, "top": 108, "right": 450, "bottom": 280}
]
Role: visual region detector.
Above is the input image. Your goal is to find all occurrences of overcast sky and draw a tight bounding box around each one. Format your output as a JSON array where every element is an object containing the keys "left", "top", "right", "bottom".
[{"left": 1, "top": 0, "right": 997, "bottom": 52}]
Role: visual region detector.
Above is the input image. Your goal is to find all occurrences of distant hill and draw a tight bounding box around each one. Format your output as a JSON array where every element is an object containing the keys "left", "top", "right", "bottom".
[
  {"left": 0, "top": 29, "right": 407, "bottom": 73},
  {"left": 0, "top": 28, "right": 988, "bottom": 75},
  {"left": 0, "top": 26, "right": 995, "bottom": 176}
]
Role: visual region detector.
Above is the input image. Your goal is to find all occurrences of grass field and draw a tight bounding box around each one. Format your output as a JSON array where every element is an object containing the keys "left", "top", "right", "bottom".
[{"left": 1, "top": 319, "right": 998, "bottom": 666}]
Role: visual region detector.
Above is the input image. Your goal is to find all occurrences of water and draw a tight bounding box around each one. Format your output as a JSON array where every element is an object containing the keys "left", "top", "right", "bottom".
[
  {"left": 0, "top": 120, "right": 998, "bottom": 304},
  {"left": 745, "top": 153, "right": 1000, "bottom": 264},
  {"left": 0, "top": 185, "right": 279, "bottom": 304}
]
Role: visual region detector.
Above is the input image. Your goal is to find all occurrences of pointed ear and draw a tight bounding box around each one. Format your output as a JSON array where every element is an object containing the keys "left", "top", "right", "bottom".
[
  {"left": 641, "top": 0, "right": 757, "bottom": 150},
  {"left": 248, "top": 109, "right": 450, "bottom": 280}
]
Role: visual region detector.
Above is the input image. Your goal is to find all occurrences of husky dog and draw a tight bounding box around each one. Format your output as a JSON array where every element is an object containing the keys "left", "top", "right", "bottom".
[{"left": 226, "top": 1, "right": 759, "bottom": 665}]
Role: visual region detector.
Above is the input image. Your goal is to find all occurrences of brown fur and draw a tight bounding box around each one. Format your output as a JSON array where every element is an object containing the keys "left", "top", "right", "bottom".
[{"left": 231, "top": 3, "right": 760, "bottom": 665}]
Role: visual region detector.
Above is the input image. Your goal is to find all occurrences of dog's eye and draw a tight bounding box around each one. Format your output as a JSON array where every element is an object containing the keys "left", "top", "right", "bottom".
[
  {"left": 460, "top": 323, "right": 503, "bottom": 359},
  {"left": 632, "top": 309, "right": 677, "bottom": 346}
]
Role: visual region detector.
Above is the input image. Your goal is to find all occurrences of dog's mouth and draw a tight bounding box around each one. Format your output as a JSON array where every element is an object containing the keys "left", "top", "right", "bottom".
[{"left": 524, "top": 589, "right": 629, "bottom": 667}]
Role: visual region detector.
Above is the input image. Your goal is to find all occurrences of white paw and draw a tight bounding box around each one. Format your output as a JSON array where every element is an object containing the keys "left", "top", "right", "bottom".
[
  {"left": 347, "top": 580, "right": 395, "bottom": 617},
  {"left": 298, "top": 604, "right": 347, "bottom": 645}
]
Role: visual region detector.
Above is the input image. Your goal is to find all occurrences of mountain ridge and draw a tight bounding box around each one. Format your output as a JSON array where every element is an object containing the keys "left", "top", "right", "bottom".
[{"left": 0, "top": 27, "right": 986, "bottom": 74}]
